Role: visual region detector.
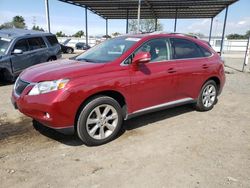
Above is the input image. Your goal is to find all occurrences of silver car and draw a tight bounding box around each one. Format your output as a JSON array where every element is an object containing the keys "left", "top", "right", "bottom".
[{"left": 0, "top": 29, "right": 61, "bottom": 82}]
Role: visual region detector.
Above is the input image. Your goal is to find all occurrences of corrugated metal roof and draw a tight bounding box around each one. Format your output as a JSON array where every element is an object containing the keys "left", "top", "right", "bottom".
[{"left": 59, "top": 0, "right": 238, "bottom": 19}]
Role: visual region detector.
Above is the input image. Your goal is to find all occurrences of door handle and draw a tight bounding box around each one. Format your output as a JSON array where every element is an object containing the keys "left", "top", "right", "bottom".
[
  {"left": 167, "top": 68, "right": 176, "bottom": 73},
  {"left": 202, "top": 64, "right": 209, "bottom": 69}
]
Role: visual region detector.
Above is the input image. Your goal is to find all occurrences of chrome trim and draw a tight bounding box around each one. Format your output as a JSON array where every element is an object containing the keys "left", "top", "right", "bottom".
[
  {"left": 125, "top": 97, "right": 194, "bottom": 120},
  {"left": 120, "top": 37, "right": 214, "bottom": 67}
]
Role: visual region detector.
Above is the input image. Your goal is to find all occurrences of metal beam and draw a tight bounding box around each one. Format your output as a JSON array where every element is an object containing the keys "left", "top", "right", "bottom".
[
  {"left": 137, "top": 0, "right": 141, "bottom": 33},
  {"left": 144, "top": 0, "right": 157, "bottom": 18},
  {"left": 155, "top": 18, "right": 157, "bottom": 31},
  {"left": 106, "top": 19, "right": 108, "bottom": 36},
  {"left": 220, "top": 6, "right": 228, "bottom": 55},
  {"left": 208, "top": 17, "right": 213, "bottom": 43},
  {"left": 126, "top": 9, "right": 129, "bottom": 33},
  {"left": 45, "top": 0, "right": 51, "bottom": 32},
  {"left": 174, "top": 8, "right": 177, "bottom": 32},
  {"left": 85, "top": 7, "right": 88, "bottom": 45}
]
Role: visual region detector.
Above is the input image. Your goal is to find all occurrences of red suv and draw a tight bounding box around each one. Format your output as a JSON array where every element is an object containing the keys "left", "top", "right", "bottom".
[{"left": 12, "top": 33, "right": 225, "bottom": 145}]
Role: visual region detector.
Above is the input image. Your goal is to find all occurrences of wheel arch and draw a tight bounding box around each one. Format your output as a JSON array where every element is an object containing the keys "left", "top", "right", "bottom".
[
  {"left": 74, "top": 90, "right": 127, "bottom": 130},
  {"left": 204, "top": 76, "right": 221, "bottom": 91}
]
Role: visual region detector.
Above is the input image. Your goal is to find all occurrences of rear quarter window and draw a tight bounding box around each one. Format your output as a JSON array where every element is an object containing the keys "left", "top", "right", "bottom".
[
  {"left": 170, "top": 38, "right": 204, "bottom": 59},
  {"left": 198, "top": 45, "right": 212, "bottom": 57},
  {"left": 46, "top": 35, "right": 59, "bottom": 46}
]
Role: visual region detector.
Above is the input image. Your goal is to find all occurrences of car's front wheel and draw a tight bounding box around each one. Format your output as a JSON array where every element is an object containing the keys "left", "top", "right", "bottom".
[
  {"left": 195, "top": 80, "right": 218, "bottom": 111},
  {"left": 66, "top": 48, "right": 73, "bottom": 53},
  {"left": 76, "top": 96, "right": 123, "bottom": 146}
]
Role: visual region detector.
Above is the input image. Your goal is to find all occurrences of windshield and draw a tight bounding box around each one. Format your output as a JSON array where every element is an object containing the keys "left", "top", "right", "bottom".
[
  {"left": 0, "top": 37, "right": 11, "bottom": 55},
  {"left": 76, "top": 37, "right": 139, "bottom": 63}
]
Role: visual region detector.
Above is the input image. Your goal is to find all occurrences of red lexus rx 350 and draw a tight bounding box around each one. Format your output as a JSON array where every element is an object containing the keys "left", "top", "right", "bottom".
[{"left": 12, "top": 33, "right": 225, "bottom": 145}]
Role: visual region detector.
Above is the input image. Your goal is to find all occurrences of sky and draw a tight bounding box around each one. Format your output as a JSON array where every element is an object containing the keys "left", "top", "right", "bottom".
[{"left": 0, "top": 0, "right": 249, "bottom": 36}]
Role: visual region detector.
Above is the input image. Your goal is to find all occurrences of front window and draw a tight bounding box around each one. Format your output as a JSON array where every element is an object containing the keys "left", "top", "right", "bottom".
[
  {"left": 0, "top": 37, "right": 11, "bottom": 55},
  {"left": 76, "top": 37, "right": 139, "bottom": 63}
]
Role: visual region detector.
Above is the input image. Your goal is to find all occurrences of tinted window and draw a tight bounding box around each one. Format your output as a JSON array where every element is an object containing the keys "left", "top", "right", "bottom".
[
  {"left": 199, "top": 46, "right": 212, "bottom": 57},
  {"left": 170, "top": 38, "right": 203, "bottom": 59},
  {"left": 136, "top": 38, "right": 170, "bottom": 62},
  {"left": 46, "top": 35, "right": 59, "bottom": 46},
  {"left": 28, "top": 37, "right": 46, "bottom": 50},
  {"left": 13, "top": 39, "right": 29, "bottom": 52}
]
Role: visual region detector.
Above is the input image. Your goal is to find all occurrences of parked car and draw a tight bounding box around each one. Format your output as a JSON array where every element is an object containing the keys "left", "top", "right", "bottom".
[
  {"left": 0, "top": 28, "right": 61, "bottom": 81},
  {"left": 12, "top": 33, "right": 225, "bottom": 146},
  {"left": 60, "top": 44, "right": 74, "bottom": 54},
  {"left": 75, "top": 42, "right": 90, "bottom": 50}
]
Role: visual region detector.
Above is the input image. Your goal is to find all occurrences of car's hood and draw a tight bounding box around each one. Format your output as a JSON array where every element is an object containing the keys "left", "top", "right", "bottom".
[{"left": 20, "top": 59, "right": 106, "bottom": 83}]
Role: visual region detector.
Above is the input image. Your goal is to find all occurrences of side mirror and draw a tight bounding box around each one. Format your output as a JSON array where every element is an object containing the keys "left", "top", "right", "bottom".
[
  {"left": 132, "top": 52, "right": 151, "bottom": 69},
  {"left": 12, "top": 49, "right": 23, "bottom": 55}
]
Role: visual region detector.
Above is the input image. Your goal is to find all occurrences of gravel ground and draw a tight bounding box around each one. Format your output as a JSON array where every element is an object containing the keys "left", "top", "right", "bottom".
[{"left": 0, "top": 58, "right": 250, "bottom": 188}]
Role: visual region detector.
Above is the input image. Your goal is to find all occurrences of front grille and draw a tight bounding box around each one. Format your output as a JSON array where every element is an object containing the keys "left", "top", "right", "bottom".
[{"left": 15, "top": 78, "right": 30, "bottom": 95}]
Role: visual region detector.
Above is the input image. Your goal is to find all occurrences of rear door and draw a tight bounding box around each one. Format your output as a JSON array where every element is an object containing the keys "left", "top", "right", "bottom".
[
  {"left": 10, "top": 39, "right": 31, "bottom": 73},
  {"left": 129, "top": 38, "right": 180, "bottom": 112},
  {"left": 169, "top": 38, "right": 212, "bottom": 99},
  {"left": 27, "top": 37, "right": 48, "bottom": 65}
]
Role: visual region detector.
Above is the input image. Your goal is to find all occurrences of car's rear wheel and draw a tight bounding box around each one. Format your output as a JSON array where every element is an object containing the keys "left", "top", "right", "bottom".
[
  {"left": 77, "top": 96, "right": 123, "bottom": 146},
  {"left": 195, "top": 80, "right": 218, "bottom": 111}
]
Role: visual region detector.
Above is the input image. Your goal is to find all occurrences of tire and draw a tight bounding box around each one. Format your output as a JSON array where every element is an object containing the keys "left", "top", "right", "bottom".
[
  {"left": 66, "top": 48, "right": 73, "bottom": 54},
  {"left": 47, "top": 57, "right": 56, "bottom": 61},
  {"left": 195, "top": 80, "right": 218, "bottom": 111},
  {"left": 77, "top": 96, "right": 123, "bottom": 146}
]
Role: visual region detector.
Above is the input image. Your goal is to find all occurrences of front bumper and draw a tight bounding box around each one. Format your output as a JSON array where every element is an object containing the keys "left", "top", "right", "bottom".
[{"left": 11, "top": 85, "right": 75, "bottom": 131}]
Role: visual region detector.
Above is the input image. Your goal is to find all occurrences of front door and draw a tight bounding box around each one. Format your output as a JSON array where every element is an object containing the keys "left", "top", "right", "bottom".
[
  {"left": 10, "top": 39, "right": 32, "bottom": 73},
  {"left": 130, "top": 38, "right": 179, "bottom": 112}
]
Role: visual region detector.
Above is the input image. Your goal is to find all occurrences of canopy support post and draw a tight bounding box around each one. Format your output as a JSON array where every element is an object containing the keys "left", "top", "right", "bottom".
[
  {"left": 220, "top": 6, "right": 228, "bottom": 55},
  {"left": 85, "top": 7, "right": 88, "bottom": 45},
  {"left": 137, "top": 0, "right": 141, "bottom": 33},
  {"left": 209, "top": 17, "right": 214, "bottom": 43},
  {"left": 106, "top": 19, "right": 108, "bottom": 36},
  {"left": 174, "top": 8, "right": 178, "bottom": 32},
  {"left": 155, "top": 18, "right": 158, "bottom": 31},
  {"left": 126, "top": 9, "right": 129, "bottom": 34},
  {"left": 45, "top": 0, "right": 51, "bottom": 32}
]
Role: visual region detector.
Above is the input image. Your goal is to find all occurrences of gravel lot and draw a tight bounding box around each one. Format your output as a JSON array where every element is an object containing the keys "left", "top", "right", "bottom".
[{"left": 0, "top": 55, "right": 250, "bottom": 188}]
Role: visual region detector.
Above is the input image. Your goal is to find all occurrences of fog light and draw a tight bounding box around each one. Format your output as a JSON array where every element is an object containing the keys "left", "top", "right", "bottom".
[{"left": 45, "top": 112, "right": 50, "bottom": 119}]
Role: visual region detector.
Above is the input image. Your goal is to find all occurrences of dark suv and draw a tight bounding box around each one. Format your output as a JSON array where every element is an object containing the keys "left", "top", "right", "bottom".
[{"left": 0, "top": 29, "right": 61, "bottom": 81}]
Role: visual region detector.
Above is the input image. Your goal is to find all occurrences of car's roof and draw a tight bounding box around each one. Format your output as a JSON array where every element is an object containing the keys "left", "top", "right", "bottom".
[
  {"left": 0, "top": 28, "right": 52, "bottom": 40},
  {"left": 117, "top": 32, "right": 199, "bottom": 40}
]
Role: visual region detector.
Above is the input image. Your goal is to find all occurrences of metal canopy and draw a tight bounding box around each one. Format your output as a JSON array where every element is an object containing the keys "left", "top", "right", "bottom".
[{"left": 59, "top": 0, "right": 238, "bottom": 19}]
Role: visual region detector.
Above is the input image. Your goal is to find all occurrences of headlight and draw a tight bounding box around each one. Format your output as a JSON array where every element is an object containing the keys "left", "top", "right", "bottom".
[{"left": 28, "top": 79, "right": 69, "bottom": 95}]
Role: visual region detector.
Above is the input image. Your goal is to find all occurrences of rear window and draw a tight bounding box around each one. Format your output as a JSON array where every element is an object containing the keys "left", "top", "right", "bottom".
[
  {"left": 46, "top": 35, "right": 59, "bottom": 46},
  {"left": 27, "top": 37, "right": 46, "bottom": 50}
]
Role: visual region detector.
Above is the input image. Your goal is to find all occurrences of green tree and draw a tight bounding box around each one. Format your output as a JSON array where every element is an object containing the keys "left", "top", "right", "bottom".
[
  {"left": 73, "top": 30, "right": 84, "bottom": 37},
  {"left": 112, "top": 32, "right": 121, "bottom": 37},
  {"left": 102, "top": 34, "right": 111, "bottom": 39},
  {"left": 0, "top": 22, "right": 14, "bottom": 29},
  {"left": 129, "top": 19, "right": 163, "bottom": 33},
  {"left": 245, "top": 30, "right": 250, "bottom": 38},
  {"left": 227, "top": 33, "right": 246, "bottom": 39},
  {"left": 32, "top": 25, "right": 44, "bottom": 32},
  {"left": 12, "top": 16, "right": 26, "bottom": 28},
  {"left": 56, "top": 31, "right": 66, "bottom": 37}
]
